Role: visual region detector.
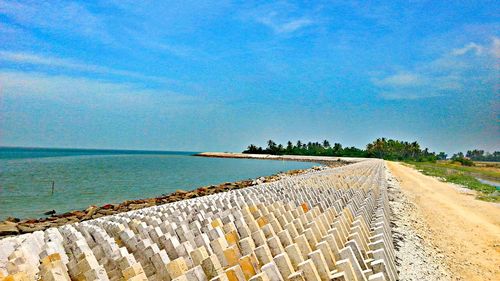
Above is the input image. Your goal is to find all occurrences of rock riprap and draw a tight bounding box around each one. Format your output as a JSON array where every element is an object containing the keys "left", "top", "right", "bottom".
[{"left": 0, "top": 159, "right": 396, "bottom": 281}]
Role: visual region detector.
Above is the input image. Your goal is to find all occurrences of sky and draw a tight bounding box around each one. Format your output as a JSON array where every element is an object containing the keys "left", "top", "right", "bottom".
[{"left": 0, "top": 0, "right": 499, "bottom": 154}]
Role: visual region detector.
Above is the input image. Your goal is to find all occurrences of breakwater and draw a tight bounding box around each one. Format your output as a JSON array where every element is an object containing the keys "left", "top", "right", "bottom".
[{"left": 1, "top": 158, "right": 398, "bottom": 281}]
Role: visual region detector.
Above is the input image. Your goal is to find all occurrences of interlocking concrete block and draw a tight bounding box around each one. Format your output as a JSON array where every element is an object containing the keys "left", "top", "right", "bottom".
[
  {"left": 284, "top": 244, "right": 304, "bottom": 270},
  {"left": 191, "top": 246, "right": 210, "bottom": 266},
  {"left": 238, "top": 254, "right": 259, "bottom": 280},
  {"left": 223, "top": 245, "right": 241, "bottom": 268},
  {"left": 224, "top": 264, "right": 245, "bottom": 281},
  {"left": 185, "top": 265, "right": 208, "bottom": 281},
  {"left": 248, "top": 271, "right": 270, "bottom": 281},
  {"left": 255, "top": 244, "right": 273, "bottom": 266},
  {"left": 166, "top": 257, "right": 188, "bottom": 279},
  {"left": 297, "top": 259, "right": 321, "bottom": 281},
  {"left": 201, "top": 255, "right": 223, "bottom": 279},
  {"left": 261, "top": 261, "right": 284, "bottom": 281}
]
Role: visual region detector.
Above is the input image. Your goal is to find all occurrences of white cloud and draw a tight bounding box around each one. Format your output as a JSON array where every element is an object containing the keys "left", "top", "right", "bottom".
[
  {"left": 244, "top": 2, "right": 316, "bottom": 35},
  {"left": 451, "top": 42, "right": 484, "bottom": 56},
  {"left": 491, "top": 37, "right": 500, "bottom": 58},
  {"left": 372, "top": 73, "right": 423, "bottom": 87},
  {"left": 0, "top": 51, "right": 171, "bottom": 84},
  {"left": 373, "top": 37, "right": 499, "bottom": 100},
  {"left": 257, "top": 16, "right": 313, "bottom": 34},
  {"left": 0, "top": 0, "right": 107, "bottom": 39},
  {"left": 0, "top": 70, "right": 201, "bottom": 113}
]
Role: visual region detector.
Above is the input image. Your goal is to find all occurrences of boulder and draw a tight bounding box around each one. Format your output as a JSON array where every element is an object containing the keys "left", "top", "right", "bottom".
[{"left": 0, "top": 221, "right": 19, "bottom": 236}]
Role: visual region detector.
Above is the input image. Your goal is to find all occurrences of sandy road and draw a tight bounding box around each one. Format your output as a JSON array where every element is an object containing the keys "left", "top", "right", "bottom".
[{"left": 387, "top": 161, "right": 500, "bottom": 281}]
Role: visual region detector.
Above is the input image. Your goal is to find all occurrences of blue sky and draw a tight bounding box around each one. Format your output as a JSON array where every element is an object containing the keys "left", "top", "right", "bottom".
[{"left": 0, "top": 0, "right": 498, "bottom": 154}]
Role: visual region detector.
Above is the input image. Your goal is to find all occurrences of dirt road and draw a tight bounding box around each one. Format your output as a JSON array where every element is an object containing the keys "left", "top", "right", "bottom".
[{"left": 387, "top": 161, "right": 500, "bottom": 281}]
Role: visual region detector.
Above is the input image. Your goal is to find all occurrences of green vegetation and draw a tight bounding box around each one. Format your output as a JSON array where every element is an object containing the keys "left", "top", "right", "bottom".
[
  {"left": 243, "top": 138, "right": 437, "bottom": 161},
  {"left": 463, "top": 149, "right": 500, "bottom": 162},
  {"left": 407, "top": 161, "right": 499, "bottom": 202},
  {"left": 243, "top": 138, "right": 500, "bottom": 201}
]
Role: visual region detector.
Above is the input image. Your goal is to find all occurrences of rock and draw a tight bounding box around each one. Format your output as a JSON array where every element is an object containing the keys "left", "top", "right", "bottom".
[
  {"left": 43, "top": 210, "right": 56, "bottom": 216},
  {"left": 18, "top": 223, "right": 46, "bottom": 233},
  {"left": 97, "top": 209, "right": 116, "bottom": 216},
  {"left": 83, "top": 205, "right": 98, "bottom": 220},
  {"left": 129, "top": 203, "right": 147, "bottom": 210},
  {"left": 70, "top": 210, "right": 86, "bottom": 218},
  {"left": 0, "top": 222, "right": 19, "bottom": 236},
  {"left": 5, "top": 216, "right": 20, "bottom": 223}
]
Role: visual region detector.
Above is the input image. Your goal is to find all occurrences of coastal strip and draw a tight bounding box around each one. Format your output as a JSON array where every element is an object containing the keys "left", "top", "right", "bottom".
[
  {"left": 0, "top": 157, "right": 346, "bottom": 237},
  {"left": 1, "top": 159, "right": 401, "bottom": 281}
]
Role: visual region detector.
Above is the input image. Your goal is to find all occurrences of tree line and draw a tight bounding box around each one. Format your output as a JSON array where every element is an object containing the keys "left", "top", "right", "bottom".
[{"left": 243, "top": 138, "right": 499, "bottom": 162}]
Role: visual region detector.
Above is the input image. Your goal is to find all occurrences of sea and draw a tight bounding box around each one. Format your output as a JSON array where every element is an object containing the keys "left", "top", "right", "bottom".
[{"left": 0, "top": 147, "right": 317, "bottom": 220}]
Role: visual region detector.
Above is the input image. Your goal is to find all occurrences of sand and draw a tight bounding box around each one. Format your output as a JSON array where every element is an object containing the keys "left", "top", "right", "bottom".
[{"left": 387, "top": 161, "right": 500, "bottom": 281}]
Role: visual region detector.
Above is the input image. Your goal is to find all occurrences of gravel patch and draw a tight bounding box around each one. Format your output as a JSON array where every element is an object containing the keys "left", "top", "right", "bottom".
[{"left": 386, "top": 168, "right": 453, "bottom": 281}]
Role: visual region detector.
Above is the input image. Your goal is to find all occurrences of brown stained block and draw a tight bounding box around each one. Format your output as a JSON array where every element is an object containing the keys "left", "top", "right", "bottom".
[
  {"left": 2, "top": 272, "right": 30, "bottom": 281},
  {"left": 225, "top": 231, "right": 240, "bottom": 246},
  {"left": 256, "top": 217, "right": 268, "bottom": 228},
  {"left": 225, "top": 265, "right": 246, "bottom": 281},
  {"left": 224, "top": 245, "right": 242, "bottom": 268},
  {"left": 301, "top": 203, "right": 309, "bottom": 213},
  {"left": 212, "top": 218, "right": 223, "bottom": 228},
  {"left": 166, "top": 257, "right": 189, "bottom": 279},
  {"left": 122, "top": 263, "right": 146, "bottom": 280},
  {"left": 238, "top": 254, "right": 259, "bottom": 280},
  {"left": 42, "top": 253, "right": 62, "bottom": 264},
  {"left": 248, "top": 205, "right": 258, "bottom": 214}
]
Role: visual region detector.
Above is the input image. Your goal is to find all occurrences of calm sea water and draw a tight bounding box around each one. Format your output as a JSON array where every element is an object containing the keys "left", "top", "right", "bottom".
[{"left": 0, "top": 147, "right": 316, "bottom": 220}]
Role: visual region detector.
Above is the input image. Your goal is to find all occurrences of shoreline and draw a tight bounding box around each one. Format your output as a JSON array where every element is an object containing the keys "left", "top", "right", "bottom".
[
  {"left": 0, "top": 154, "right": 350, "bottom": 237},
  {"left": 194, "top": 152, "right": 367, "bottom": 164}
]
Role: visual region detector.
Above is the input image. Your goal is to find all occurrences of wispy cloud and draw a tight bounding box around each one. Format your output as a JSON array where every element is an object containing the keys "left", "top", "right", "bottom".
[
  {"left": 243, "top": 2, "right": 316, "bottom": 35},
  {"left": 373, "top": 37, "right": 499, "bottom": 100},
  {"left": 451, "top": 42, "right": 484, "bottom": 56},
  {"left": 0, "top": 70, "right": 203, "bottom": 113},
  {"left": 0, "top": 0, "right": 108, "bottom": 40},
  {"left": 0, "top": 51, "right": 172, "bottom": 84},
  {"left": 256, "top": 15, "right": 314, "bottom": 34},
  {"left": 372, "top": 73, "right": 423, "bottom": 87}
]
